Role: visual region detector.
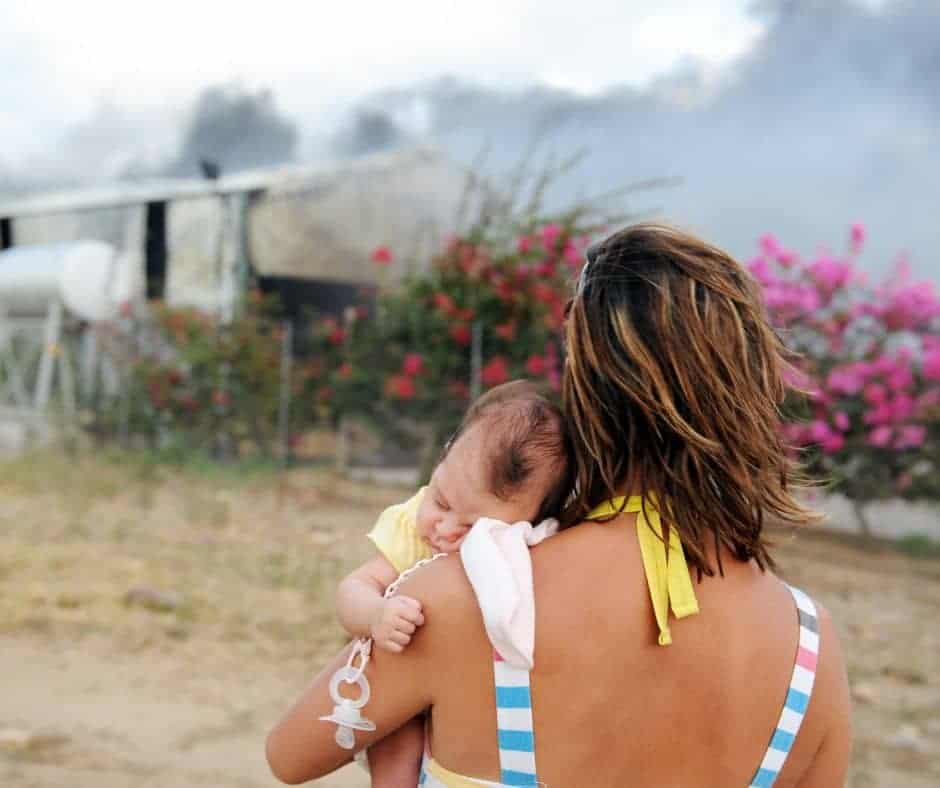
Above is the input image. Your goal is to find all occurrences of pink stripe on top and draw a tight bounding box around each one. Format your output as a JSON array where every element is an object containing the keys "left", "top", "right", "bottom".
[{"left": 796, "top": 646, "right": 818, "bottom": 671}]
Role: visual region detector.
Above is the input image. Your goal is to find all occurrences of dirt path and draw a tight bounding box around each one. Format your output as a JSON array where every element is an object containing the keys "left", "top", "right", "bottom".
[
  {"left": 0, "top": 635, "right": 366, "bottom": 788},
  {"left": 0, "top": 456, "right": 937, "bottom": 787}
]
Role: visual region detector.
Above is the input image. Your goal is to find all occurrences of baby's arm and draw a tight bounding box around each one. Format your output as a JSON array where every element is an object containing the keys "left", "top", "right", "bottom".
[{"left": 335, "top": 555, "right": 425, "bottom": 652}]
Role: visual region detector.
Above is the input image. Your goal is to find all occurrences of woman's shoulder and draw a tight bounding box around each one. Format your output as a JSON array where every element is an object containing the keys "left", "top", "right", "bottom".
[{"left": 392, "top": 554, "right": 480, "bottom": 620}]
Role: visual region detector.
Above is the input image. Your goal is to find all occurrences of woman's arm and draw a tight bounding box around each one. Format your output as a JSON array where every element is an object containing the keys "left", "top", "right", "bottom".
[{"left": 266, "top": 555, "right": 472, "bottom": 784}]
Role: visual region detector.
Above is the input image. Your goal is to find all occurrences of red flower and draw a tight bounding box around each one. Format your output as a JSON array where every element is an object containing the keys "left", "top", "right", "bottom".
[
  {"left": 532, "top": 282, "right": 557, "bottom": 305},
  {"left": 481, "top": 356, "right": 509, "bottom": 387},
  {"left": 328, "top": 327, "right": 346, "bottom": 345},
  {"left": 450, "top": 323, "right": 472, "bottom": 346},
  {"left": 402, "top": 353, "right": 424, "bottom": 377},
  {"left": 525, "top": 354, "right": 547, "bottom": 377},
  {"left": 385, "top": 374, "right": 416, "bottom": 400},
  {"left": 211, "top": 389, "right": 231, "bottom": 408},
  {"left": 371, "top": 246, "right": 393, "bottom": 265},
  {"left": 337, "top": 362, "right": 353, "bottom": 379},
  {"left": 433, "top": 292, "right": 457, "bottom": 315},
  {"left": 494, "top": 321, "right": 516, "bottom": 341},
  {"left": 455, "top": 307, "right": 476, "bottom": 322}
]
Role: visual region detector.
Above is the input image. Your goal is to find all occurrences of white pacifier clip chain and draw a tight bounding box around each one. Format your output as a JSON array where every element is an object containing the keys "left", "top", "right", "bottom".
[{"left": 319, "top": 553, "right": 446, "bottom": 749}]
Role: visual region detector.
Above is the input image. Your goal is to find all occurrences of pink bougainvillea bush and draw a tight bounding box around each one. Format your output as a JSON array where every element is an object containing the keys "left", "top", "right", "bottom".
[{"left": 748, "top": 224, "right": 940, "bottom": 530}]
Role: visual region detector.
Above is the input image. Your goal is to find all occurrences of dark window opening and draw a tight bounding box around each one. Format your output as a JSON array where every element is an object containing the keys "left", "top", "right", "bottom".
[
  {"left": 255, "top": 275, "right": 375, "bottom": 352},
  {"left": 144, "top": 201, "right": 167, "bottom": 299},
  {"left": 0, "top": 218, "right": 13, "bottom": 251}
]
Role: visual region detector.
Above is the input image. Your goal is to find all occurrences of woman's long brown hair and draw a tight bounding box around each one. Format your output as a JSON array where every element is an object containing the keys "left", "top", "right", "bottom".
[{"left": 561, "top": 223, "right": 822, "bottom": 576}]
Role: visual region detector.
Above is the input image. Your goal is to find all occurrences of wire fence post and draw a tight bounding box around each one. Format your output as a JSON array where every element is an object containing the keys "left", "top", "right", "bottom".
[
  {"left": 470, "top": 320, "right": 483, "bottom": 401},
  {"left": 278, "top": 320, "right": 293, "bottom": 470}
]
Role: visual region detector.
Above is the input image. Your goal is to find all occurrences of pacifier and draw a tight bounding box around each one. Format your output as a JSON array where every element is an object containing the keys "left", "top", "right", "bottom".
[{"left": 318, "top": 665, "right": 376, "bottom": 749}]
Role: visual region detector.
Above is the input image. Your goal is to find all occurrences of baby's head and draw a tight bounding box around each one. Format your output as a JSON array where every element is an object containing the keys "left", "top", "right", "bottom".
[{"left": 415, "top": 380, "right": 573, "bottom": 553}]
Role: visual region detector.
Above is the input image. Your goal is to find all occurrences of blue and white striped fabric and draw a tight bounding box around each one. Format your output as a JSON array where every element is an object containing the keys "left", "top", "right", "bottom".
[
  {"left": 417, "top": 648, "right": 540, "bottom": 787},
  {"left": 493, "top": 653, "right": 539, "bottom": 785},
  {"left": 421, "top": 585, "right": 819, "bottom": 788},
  {"left": 748, "top": 584, "right": 820, "bottom": 788}
]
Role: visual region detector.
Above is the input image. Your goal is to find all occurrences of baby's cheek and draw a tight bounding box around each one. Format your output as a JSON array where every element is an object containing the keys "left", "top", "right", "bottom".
[{"left": 414, "top": 506, "right": 433, "bottom": 539}]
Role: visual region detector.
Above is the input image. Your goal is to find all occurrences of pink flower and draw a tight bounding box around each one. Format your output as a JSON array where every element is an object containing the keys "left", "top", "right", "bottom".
[
  {"left": 563, "top": 241, "right": 581, "bottom": 267},
  {"left": 759, "top": 233, "right": 781, "bottom": 258},
  {"left": 892, "top": 394, "right": 915, "bottom": 421},
  {"left": 849, "top": 222, "right": 866, "bottom": 254},
  {"left": 536, "top": 260, "right": 557, "bottom": 278},
  {"left": 894, "top": 425, "right": 926, "bottom": 450},
  {"left": 834, "top": 412, "right": 850, "bottom": 431},
  {"left": 371, "top": 246, "right": 393, "bottom": 265},
  {"left": 809, "top": 255, "right": 854, "bottom": 293},
  {"left": 917, "top": 388, "right": 940, "bottom": 412},
  {"left": 481, "top": 356, "right": 510, "bottom": 387},
  {"left": 924, "top": 349, "right": 940, "bottom": 381},
  {"left": 808, "top": 420, "right": 832, "bottom": 444},
  {"left": 402, "top": 353, "right": 424, "bottom": 377},
  {"left": 826, "top": 364, "right": 867, "bottom": 396},
  {"left": 867, "top": 426, "right": 893, "bottom": 448},
  {"left": 777, "top": 249, "right": 798, "bottom": 267},
  {"left": 863, "top": 383, "right": 887, "bottom": 406},
  {"left": 747, "top": 256, "right": 776, "bottom": 287},
  {"left": 540, "top": 223, "right": 562, "bottom": 249},
  {"left": 532, "top": 282, "right": 558, "bottom": 305},
  {"left": 517, "top": 235, "right": 532, "bottom": 254},
  {"left": 822, "top": 433, "right": 845, "bottom": 454},
  {"left": 886, "top": 365, "right": 914, "bottom": 391}
]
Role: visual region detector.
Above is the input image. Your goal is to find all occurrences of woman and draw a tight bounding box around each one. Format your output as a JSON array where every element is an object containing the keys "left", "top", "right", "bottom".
[{"left": 267, "top": 223, "right": 852, "bottom": 786}]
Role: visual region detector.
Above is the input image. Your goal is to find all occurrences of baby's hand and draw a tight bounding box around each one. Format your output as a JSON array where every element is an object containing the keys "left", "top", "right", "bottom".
[{"left": 370, "top": 595, "right": 425, "bottom": 653}]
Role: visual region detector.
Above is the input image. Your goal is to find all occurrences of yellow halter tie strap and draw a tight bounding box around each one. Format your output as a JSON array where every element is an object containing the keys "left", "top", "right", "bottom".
[{"left": 586, "top": 495, "right": 699, "bottom": 645}]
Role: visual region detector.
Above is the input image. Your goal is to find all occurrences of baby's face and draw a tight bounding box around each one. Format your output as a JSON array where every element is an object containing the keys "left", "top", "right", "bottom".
[{"left": 415, "top": 425, "right": 548, "bottom": 553}]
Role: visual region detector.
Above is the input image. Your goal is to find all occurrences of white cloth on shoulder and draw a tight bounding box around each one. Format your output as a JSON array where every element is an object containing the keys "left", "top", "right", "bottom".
[{"left": 459, "top": 516, "right": 558, "bottom": 670}]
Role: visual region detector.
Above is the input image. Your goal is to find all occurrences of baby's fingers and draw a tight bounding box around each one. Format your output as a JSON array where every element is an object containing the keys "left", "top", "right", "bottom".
[
  {"left": 389, "top": 630, "right": 411, "bottom": 647},
  {"left": 395, "top": 618, "right": 417, "bottom": 635},
  {"left": 396, "top": 595, "right": 424, "bottom": 616}
]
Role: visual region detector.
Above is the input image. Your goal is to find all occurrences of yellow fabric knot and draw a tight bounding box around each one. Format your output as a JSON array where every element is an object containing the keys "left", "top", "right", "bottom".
[{"left": 587, "top": 495, "right": 699, "bottom": 646}]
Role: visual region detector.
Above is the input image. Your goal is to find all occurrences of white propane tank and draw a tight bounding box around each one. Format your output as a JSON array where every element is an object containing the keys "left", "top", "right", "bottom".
[{"left": 0, "top": 241, "right": 136, "bottom": 321}]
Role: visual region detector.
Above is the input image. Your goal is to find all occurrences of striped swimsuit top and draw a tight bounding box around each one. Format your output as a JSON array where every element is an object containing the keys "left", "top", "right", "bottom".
[{"left": 419, "top": 497, "right": 822, "bottom": 787}]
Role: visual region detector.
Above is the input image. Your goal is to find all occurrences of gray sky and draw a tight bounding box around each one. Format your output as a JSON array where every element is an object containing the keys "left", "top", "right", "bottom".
[{"left": 3, "top": 0, "right": 763, "bottom": 161}]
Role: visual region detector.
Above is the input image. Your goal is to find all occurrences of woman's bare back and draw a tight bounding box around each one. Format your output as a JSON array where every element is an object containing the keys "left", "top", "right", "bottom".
[{"left": 427, "top": 513, "right": 851, "bottom": 787}]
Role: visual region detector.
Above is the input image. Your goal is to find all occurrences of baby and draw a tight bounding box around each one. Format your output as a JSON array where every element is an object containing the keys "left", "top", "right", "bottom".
[{"left": 335, "top": 379, "right": 573, "bottom": 787}]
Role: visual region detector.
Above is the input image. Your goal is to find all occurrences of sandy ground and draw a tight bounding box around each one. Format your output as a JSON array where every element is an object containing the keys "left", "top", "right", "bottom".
[{"left": 0, "top": 451, "right": 938, "bottom": 787}]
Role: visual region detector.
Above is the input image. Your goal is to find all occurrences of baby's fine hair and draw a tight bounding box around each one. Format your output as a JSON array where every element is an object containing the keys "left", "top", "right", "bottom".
[{"left": 444, "top": 380, "right": 574, "bottom": 523}]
